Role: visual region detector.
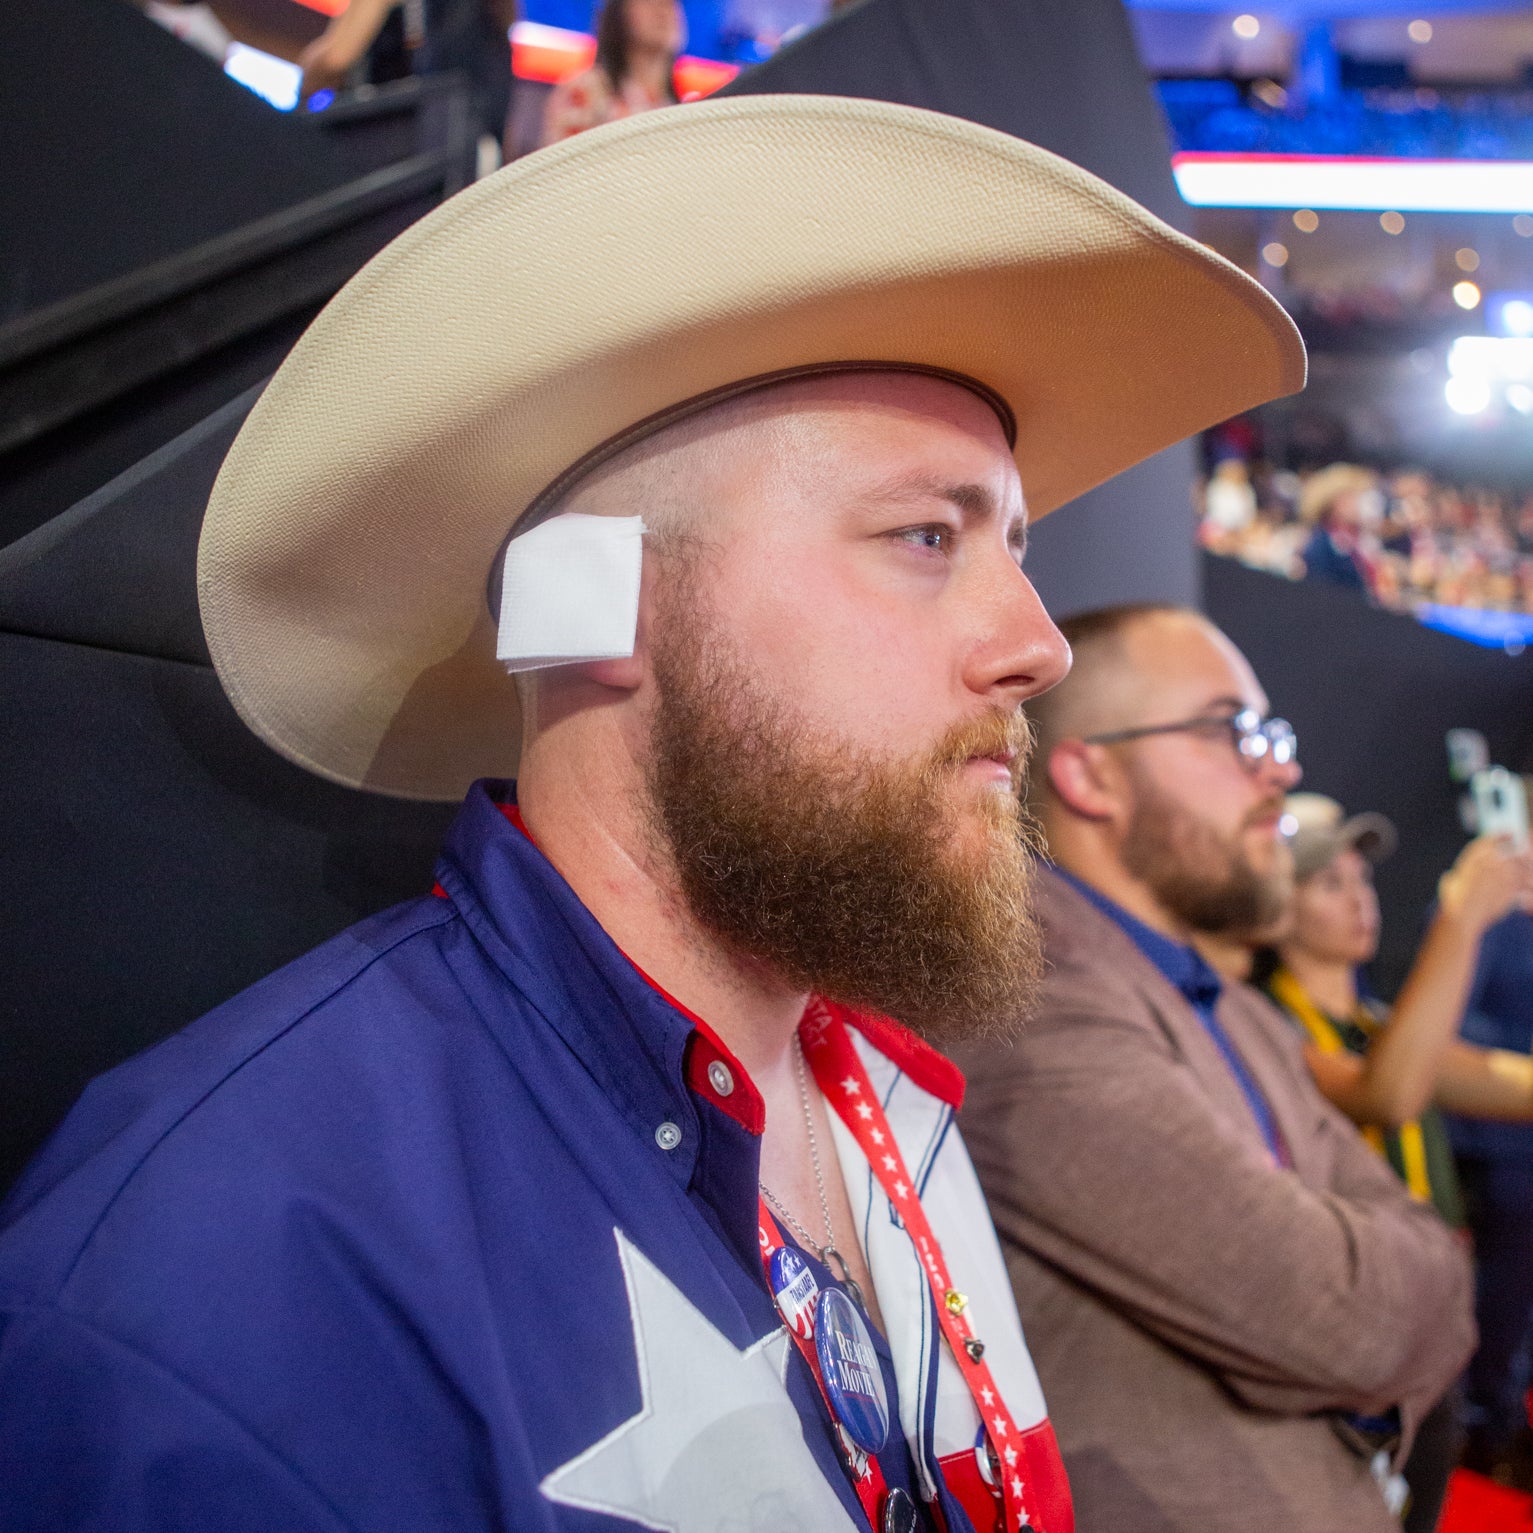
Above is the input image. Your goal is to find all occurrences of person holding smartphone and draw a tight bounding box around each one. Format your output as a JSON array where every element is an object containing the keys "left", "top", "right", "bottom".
[{"left": 1253, "top": 793, "right": 1533, "bottom": 1527}]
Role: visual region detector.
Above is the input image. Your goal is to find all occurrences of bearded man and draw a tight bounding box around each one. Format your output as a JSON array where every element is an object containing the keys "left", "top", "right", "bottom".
[
  {"left": 0, "top": 100, "right": 1300, "bottom": 1533},
  {"left": 951, "top": 603, "right": 1475, "bottom": 1533}
]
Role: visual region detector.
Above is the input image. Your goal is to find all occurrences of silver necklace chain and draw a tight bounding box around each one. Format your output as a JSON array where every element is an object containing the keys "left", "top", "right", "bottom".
[{"left": 761, "top": 1036, "right": 866, "bottom": 1310}]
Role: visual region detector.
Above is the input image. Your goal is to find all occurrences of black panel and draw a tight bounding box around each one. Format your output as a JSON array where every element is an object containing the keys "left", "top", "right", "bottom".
[
  {"left": 0, "top": 387, "right": 256, "bottom": 665},
  {"left": 1205, "top": 553, "right": 1533, "bottom": 997},
  {"left": 0, "top": 632, "right": 455, "bottom": 1194},
  {"left": 0, "top": 0, "right": 350, "bottom": 320}
]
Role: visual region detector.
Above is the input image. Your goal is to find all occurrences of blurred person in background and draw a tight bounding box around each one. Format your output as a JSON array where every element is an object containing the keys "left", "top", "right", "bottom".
[
  {"left": 1444, "top": 782, "right": 1533, "bottom": 1491},
  {"left": 1200, "top": 456, "right": 1257, "bottom": 549},
  {"left": 952, "top": 603, "right": 1474, "bottom": 1533},
  {"left": 1299, "top": 462, "right": 1380, "bottom": 595},
  {"left": 298, "top": 0, "right": 517, "bottom": 150},
  {"left": 1254, "top": 793, "right": 1533, "bottom": 1530},
  {"left": 540, "top": 0, "right": 681, "bottom": 146}
]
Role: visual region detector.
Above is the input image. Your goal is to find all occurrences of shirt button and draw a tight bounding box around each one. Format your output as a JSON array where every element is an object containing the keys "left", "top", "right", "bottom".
[
  {"left": 706, "top": 1060, "right": 735, "bottom": 1097},
  {"left": 655, "top": 1121, "right": 683, "bottom": 1151}
]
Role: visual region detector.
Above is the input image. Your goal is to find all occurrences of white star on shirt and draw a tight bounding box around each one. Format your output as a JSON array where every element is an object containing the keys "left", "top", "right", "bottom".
[
  {"left": 980, "top": 1386, "right": 994, "bottom": 1406},
  {"left": 854, "top": 1103, "right": 874, "bottom": 1121},
  {"left": 893, "top": 1181, "right": 908, "bottom": 1199},
  {"left": 869, "top": 1128, "right": 885, "bottom": 1146},
  {"left": 991, "top": 1416, "right": 1008, "bottom": 1438},
  {"left": 841, "top": 1077, "right": 861, "bottom": 1096},
  {"left": 1003, "top": 1445, "right": 1017, "bottom": 1467},
  {"left": 541, "top": 1230, "right": 857, "bottom": 1532},
  {"left": 1011, "top": 1476, "right": 1025, "bottom": 1499}
]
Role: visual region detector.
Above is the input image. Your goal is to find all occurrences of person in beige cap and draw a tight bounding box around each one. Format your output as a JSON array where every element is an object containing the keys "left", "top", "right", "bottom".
[
  {"left": 1266, "top": 792, "right": 1533, "bottom": 1153},
  {"left": 0, "top": 98, "right": 1299, "bottom": 1533},
  {"left": 1258, "top": 793, "right": 1533, "bottom": 1532},
  {"left": 950, "top": 603, "right": 1475, "bottom": 1533}
]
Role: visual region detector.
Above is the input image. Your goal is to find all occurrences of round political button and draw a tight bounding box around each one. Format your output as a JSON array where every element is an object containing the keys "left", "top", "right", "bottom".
[
  {"left": 881, "top": 1487, "right": 918, "bottom": 1533},
  {"left": 769, "top": 1246, "right": 821, "bottom": 1340},
  {"left": 815, "top": 1286, "right": 890, "bottom": 1454}
]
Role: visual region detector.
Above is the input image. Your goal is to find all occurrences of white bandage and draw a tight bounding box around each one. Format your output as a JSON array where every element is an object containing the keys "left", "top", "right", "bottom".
[{"left": 495, "top": 513, "right": 647, "bottom": 673}]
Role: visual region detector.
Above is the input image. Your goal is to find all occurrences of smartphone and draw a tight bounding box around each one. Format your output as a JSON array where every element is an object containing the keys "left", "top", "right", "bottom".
[{"left": 1471, "top": 766, "right": 1530, "bottom": 851}]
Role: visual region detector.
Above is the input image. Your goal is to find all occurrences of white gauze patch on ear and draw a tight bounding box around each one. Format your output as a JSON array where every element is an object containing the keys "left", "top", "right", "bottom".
[{"left": 496, "top": 513, "right": 647, "bottom": 672}]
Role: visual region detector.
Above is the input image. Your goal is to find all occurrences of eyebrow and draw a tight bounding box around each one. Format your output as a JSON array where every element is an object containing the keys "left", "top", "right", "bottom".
[{"left": 1200, "top": 694, "right": 1257, "bottom": 716}]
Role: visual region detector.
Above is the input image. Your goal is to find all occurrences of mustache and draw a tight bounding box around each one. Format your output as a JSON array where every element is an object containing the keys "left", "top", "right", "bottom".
[
  {"left": 928, "top": 710, "right": 1036, "bottom": 783},
  {"left": 1245, "top": 793, "right": 1287, "bottom": 828}
]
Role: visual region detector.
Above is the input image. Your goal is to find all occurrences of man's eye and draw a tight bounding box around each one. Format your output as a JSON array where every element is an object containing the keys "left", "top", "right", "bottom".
[{"left": 903, "top": 526, "right": 950, "bottom": 552}]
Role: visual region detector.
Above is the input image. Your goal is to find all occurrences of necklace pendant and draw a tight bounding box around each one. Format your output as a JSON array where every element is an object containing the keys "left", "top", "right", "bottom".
[{"left": 822, "top": 1245, "right": 868, "bottom": 1315}]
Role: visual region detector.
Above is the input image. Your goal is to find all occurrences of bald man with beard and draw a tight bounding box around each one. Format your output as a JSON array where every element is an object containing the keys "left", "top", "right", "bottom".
[{"left": 952, "top": 603, "right": 1475, "bottom": 1533}]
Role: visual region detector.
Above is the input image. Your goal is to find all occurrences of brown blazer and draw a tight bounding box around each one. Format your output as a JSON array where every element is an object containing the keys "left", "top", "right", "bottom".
[{"left": 952, "top": 869, "right": 1475, "bottom": 1533}]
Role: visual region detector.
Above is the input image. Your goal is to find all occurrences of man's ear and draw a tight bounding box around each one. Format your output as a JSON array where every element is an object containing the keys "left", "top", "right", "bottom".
[{"left": 1047, "top": 739, "right": 1121, "bottom": 822}]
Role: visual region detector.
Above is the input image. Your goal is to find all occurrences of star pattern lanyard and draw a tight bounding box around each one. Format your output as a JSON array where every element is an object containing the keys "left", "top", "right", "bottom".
[
  {"left": 756, "top": 1204, "right": 894, "bottom": 1530},
  {"left": 798, "top": 1001, "right": 1042, "bottom": 1533}
]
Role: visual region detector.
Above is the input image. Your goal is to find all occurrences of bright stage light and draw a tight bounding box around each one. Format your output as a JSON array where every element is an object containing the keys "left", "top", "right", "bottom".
[
  {"left": 1499, "top": 299, "right": 1533, "bottom": 337},
  {"left": 1381, "top": 211, "right": 1406, "bottom": 235},
  {"left": 1408, "top": 19, "right": 1433, "bottom": 43},
  {"left": 1448, "top": 336, "right": 1533, "bottom": 384},
  {"left": 1172, "top": 154, "right": 1533, "bottom": 214},
  {"left": 1446, "top": 376, "right": 1492, "bottom": 415},
  {"left": 1454, "top": 281, "right": 1482, "bottom": 310},
  {"left": 223, "top": 42, "right": 302, "bottom": 111},
  {"left": 1508, "top": 385, "right": 1533, "bottom": 415},
  {"left": 1262, "top": 241, "right": 1289, "bottom": 267},
  {"left": 1232, "top": 14, "right": 1260, "bottom": 39},
  {"left": 1292, "top": 208, "right": 1319, "bottom": 233}
]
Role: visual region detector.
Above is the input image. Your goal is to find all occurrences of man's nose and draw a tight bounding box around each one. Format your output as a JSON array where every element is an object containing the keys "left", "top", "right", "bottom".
[
  {"left": 1261, "top": 752, "right": 1302, "bottom": 792},
  {"left": 974, "top": 560, "right": 1072, "bottom": 704}
]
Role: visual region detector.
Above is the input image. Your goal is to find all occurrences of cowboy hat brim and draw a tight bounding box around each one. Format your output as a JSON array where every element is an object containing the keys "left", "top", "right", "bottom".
[{"left": 199, "top": 94, "right": 1305, "bottom": 800}]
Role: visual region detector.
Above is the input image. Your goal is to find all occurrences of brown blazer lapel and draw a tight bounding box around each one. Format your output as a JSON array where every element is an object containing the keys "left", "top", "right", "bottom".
[{"left": 1039, "top": 870, "right": 1292, "bottom": 1157}]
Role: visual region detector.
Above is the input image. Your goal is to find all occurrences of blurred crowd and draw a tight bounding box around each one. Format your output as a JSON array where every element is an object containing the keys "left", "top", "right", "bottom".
[
  {"left": 1199, "top": 458, "right": 1533, "bottom": 616},
  {"left": 1160, "top": 77, "right": 1533, "bottom": 161}
]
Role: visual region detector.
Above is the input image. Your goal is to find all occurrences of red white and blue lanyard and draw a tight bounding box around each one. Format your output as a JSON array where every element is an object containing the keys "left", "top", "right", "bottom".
[{"left": 759, "top": 1002, "right": 1042, "bottom": 1533}]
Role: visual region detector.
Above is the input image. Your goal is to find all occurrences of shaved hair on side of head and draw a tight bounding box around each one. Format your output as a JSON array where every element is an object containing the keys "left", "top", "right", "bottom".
[{"left": 1024, "top": 602, "right": 1191, "bottom": 802}]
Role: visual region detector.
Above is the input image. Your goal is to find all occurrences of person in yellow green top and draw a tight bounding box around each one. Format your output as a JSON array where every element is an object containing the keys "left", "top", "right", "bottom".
[
  {"left": 1250, "top": 793, "right": 1533, "bottom": 1532},
  {"left": 1264, "top": 793, "right": 1533, "bottom": 1222}
]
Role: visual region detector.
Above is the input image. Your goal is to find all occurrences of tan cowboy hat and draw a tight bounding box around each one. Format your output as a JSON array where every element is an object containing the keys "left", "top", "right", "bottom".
[{"left": 199, "top": 93, "right": 1305, "bottom": 800}]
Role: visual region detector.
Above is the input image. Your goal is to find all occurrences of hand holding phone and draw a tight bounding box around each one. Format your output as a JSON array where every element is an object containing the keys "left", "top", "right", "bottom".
[{"left": 1471, "top": 767, "right": 1530, "bottom": 852}]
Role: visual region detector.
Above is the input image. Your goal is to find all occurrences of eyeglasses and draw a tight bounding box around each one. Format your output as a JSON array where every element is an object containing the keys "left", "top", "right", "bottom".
[{"left": 1083, "top": 708, "right": 1298, "bottom": 769}]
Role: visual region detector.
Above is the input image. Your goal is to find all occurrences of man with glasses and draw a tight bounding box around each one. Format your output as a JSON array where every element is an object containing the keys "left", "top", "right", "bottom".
[{"left": 952, "top": 603, "right": 1473, "bottom": 1533}]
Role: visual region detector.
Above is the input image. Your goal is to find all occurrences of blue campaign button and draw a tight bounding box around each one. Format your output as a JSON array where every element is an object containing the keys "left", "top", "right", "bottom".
[
  {"left": 769, "top": 1246, "right": 821, "bottom": 1340},
  {"left": 815, "top": 1287, "right": 890, "bottom": 1454}
]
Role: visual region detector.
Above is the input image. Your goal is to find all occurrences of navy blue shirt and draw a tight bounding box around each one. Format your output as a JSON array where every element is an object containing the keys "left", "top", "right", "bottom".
[
  {"left": 1447, "top": 908, "right": 1533, "bottom": 1161},
  {"left": 1053, "top": 867, "right": 1290, "bottom": 1166},
  {"left": 0, "top": 782, "right": 986, "bottom": 1533}
]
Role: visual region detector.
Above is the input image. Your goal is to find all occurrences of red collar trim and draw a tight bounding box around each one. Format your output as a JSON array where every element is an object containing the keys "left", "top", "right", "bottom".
[
  {"left": 495, "top": 801, "right": 766, "bottom": 1135},
  {"left": 831, "top": 1006, "right": 967, "bottom": 1111},
  {"left": 627, "top": 961, "right": 767, "bottom": 1137},
  {"left": 500, "top": 803, "right": 534, "bottom": 841}
]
